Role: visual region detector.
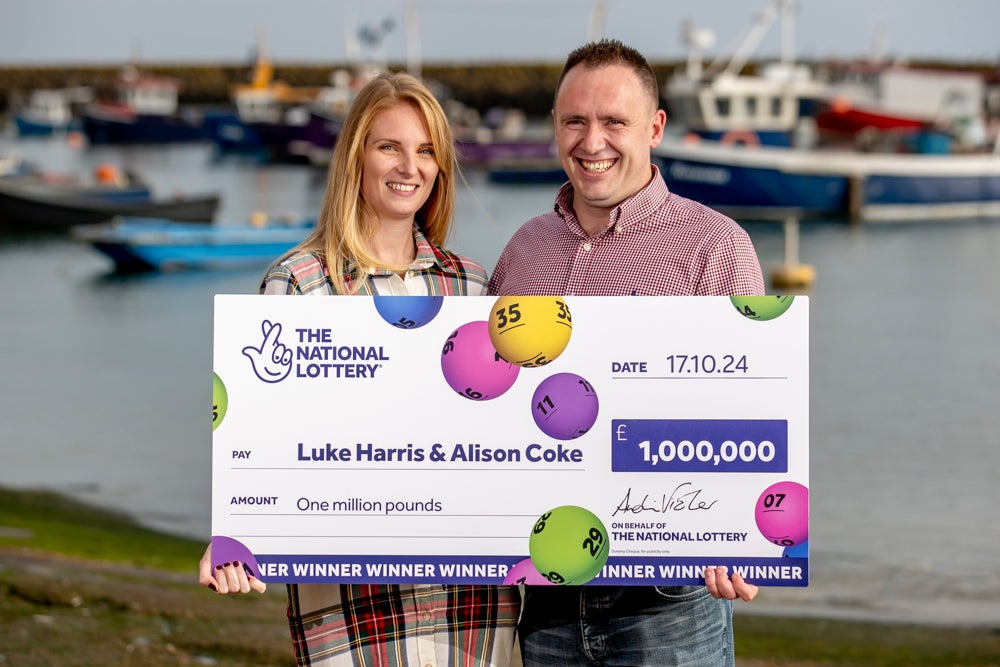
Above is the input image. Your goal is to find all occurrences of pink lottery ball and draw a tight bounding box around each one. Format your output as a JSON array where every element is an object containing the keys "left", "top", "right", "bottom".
[
  {"left": 531, "top": 372, "right": 599, "bottom": 440},
  {"left": 502, "top": 557, "right": 555, "bottom": 586},
  {"left": 754, "top": 481, "right": 809, "bottom": 547},
  {"left": 440, "top": 320, "right": 520, "bottom": 400}
]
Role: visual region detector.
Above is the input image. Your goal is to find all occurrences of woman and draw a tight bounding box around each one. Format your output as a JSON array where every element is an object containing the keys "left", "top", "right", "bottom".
[{"left": 199, "top": 72, "right": 520, "bottom": 667}]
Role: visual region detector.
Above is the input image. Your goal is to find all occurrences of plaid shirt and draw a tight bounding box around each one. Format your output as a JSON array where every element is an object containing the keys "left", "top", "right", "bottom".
[
  {"left": 488, "top": 165, "right": 765, "bottom": 297},
  {"left": 258, "top": 228, "right": 516, "bottom": 666},
  {"left": 287, "top": 584, "right": 519, "bottom": 667},
  {"left": 260, "top": 227, "right": 489, "bottom": 297}
]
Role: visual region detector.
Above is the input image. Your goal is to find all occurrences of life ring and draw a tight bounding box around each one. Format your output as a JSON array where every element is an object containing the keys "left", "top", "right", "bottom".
[{"left": 720, "top": 129, "right": 761, "bottom": 148}]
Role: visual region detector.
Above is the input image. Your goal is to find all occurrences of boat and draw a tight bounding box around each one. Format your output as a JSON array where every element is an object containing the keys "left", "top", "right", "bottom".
[
  {"left": 654, "top": 137, "right": 1000, "bottom": 222},
  {"left": 206, "top": 35, "right": 339, "bottom": 161},
  {"left": 0, "top": 167, "right": 221, "bottom": 230},
  {"left": 9, "top": 87, "right": 93, "bottom": 136},
  {"left": 655, "top": 0, "right": 1000, "bottom": 222},
  {"left": 662, "top": 3, "right": 828, "bottom": 149},
  {"left": 71, "top": 215, "right": 315, "bottom": 272},
  {"left": 813, "top": 60, "right": 992, "bottom": 148},
  {"left": 452, "top": 106, "right": 557, "bottom": 167},
  {"left": 0, "top": 151, "right": 31, "bottom": 178},
  {"left": 80, "top": 66, "right": 220, "bottom": 144},
  {"left": 487, "top": 158, "right": 566, "bottom": 185}
]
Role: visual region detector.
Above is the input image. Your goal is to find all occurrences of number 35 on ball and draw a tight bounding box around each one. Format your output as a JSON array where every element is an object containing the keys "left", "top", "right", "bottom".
[{"left": 488, "top": 296, "right": 573, "bottom": 368}]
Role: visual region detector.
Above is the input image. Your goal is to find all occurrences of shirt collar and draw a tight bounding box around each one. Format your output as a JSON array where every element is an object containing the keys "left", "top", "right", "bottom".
[
  {"left": 343, "top": 226, "right": 453, "bottom": 278},
  {"left": 554, "top": 164, "right": 669, "bottom": 235}
]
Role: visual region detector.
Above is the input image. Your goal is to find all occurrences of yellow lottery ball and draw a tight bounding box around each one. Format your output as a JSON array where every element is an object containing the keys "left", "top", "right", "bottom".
[{"left": 488, "top": 296, "right": 573, "bottom": 368}]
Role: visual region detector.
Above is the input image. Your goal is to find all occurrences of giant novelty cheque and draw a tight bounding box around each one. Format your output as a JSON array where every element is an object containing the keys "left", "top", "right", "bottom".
[{"left": 211, "top": 295, "right": 809, "bottom": 587}]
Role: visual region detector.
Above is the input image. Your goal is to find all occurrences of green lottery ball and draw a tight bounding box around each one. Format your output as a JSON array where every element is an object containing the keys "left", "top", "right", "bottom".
[
  {"left": 212, "top": 372, "right": 228, "bottom": 431},
  {"left": 528, "top": 505, "right": 610, "bottom": 585},
  {"left": 731, "top": 295, "right": 794, "bottom": 321}
]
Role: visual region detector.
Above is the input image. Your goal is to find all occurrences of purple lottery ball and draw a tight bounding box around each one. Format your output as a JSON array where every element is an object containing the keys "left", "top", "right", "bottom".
[
  {"left": 440, "top": 320, "right": 520, "bottom": 400},
  {"left": 531, "top": 372, "right": 599, "bottom": 439}
]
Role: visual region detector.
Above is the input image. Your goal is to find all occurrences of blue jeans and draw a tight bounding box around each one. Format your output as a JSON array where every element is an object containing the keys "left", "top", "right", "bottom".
[{"left": 519, "top": 585, "right": 734, "bottom": 666}]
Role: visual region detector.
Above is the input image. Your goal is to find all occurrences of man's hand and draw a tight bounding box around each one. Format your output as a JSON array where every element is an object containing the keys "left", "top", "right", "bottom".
[{"left": 705, "top": 565, "right": 758, "bottom": 601}]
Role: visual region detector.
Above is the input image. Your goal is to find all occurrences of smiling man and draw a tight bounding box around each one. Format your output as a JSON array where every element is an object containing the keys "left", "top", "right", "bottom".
[
  {"left": 490, "top": 39, "right": 764, "bottom": 298},
  {"left": 488, "top": 39, "right": 764, "bottom": 666}
]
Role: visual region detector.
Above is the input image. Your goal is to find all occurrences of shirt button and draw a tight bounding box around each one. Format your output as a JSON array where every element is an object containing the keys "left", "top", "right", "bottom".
[
  {"left": 583, "top": 242, "right": 592, "bottom": 251},
  {"left": 421, "top": 611, "right": 431, "bottom": 621}
]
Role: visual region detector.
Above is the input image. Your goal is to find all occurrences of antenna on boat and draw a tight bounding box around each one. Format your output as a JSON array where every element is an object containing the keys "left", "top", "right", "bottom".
[{"left": 704, "top": 0, "right": 796, "bottom": 78}]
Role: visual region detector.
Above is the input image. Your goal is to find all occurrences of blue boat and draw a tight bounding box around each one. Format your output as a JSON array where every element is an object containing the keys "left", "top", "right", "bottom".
[
  {"left": 71, "top": 216, "right": 315, "bottom": 272},
  {"left": 10, "top": 87, "right": 92, "bottom": 137},
  {"left": 655, "top": 138, "right": 1000, "bottom": 222}
]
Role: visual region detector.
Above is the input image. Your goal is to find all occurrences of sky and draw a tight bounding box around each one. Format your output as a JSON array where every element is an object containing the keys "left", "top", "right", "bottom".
[{"left": 1, "top": 0, "right": 998, "bottom": 67}]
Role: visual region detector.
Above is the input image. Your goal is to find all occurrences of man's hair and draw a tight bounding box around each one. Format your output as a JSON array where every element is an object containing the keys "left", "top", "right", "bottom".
[{"left": 555, "top": 39, "right": 659, "bottom": 108}]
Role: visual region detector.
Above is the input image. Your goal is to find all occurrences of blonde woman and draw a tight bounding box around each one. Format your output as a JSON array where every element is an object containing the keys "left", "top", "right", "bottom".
[{"left": 200, "top": 72, "right": 519, "bottom": 667}]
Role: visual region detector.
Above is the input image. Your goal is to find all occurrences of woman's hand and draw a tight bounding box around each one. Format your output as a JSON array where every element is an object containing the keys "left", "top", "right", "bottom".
[{"left": 198, "top": 544, "right": 267, "bottom": 594}]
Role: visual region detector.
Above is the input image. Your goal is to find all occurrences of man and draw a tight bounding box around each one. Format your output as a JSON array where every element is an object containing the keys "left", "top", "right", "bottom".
[{"left": 489, "top": 39, "right": 762, "bottom": 666}]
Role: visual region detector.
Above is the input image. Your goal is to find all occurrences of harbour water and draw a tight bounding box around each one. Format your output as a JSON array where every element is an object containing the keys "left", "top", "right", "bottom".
[{"left": 1, "top": 135, "right": 998, "bottom": 627}]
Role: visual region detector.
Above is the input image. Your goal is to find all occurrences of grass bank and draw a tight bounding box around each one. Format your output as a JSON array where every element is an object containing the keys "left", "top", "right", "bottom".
[{"left": 1, "top": 486, "right": 997, "bottom": 666}]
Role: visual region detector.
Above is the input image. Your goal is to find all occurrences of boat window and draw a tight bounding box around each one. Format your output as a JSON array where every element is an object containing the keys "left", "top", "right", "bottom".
[
  {"left": 715, "top": 97, "right": 731, "bottom": 118},
  {"left": 745, "top": 96, "right": 758, "bottom": 119},
  {"left": 770, "top": 96, "right": 783, "bottom": 117}
]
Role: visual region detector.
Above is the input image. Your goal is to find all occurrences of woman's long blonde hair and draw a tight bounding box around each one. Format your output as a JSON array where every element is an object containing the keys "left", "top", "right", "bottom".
[{"left": 296, "top": 71, "right": 457, "bottom": 293}]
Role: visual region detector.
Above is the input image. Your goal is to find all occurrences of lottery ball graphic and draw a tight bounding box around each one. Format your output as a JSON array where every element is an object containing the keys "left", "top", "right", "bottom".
[
  {"left": 755, "top": 481, "right": 809, "bottom": 547},
  {"left": 731, "top": 295, "right": 794, "bottom": 321},
  {"left": 488, "top": 296, "right": 572, "bottom": 368},
  {"left": 440, "top": 320, "right": 520, "bottom": 400},
  {"left": 373, "top": 295, "right": 443, "bottom": 330},
  {"left": 531, "top": 372, "right": 599, "bottom": 440},
  {"left": 212, "top": 372, "right": 228, "bottom": 431},
  {"left": 782, "top": 540, "right": 808, "bottom": 559},
  {"left": 528, "top": 505, "right": 610, "bottom": 585},
  {"left": 502, "top": 557, "right": 555, "bottom": 586}
]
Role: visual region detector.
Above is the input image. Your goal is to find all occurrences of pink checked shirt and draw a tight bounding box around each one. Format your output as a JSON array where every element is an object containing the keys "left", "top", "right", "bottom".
[{"left": 488, "top": 165, "right": 765, "bottom": 297}]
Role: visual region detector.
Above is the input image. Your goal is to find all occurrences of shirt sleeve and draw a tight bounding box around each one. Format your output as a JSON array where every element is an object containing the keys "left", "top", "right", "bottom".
[
  {"left": 698, "top": 229, "right": 766, "bottom": 296},
  {"left": 486, "top": 246, "right": 509, "bottom": 296},
  {"left": 259, "top": 263, "right": 301, "bottom": 295}
]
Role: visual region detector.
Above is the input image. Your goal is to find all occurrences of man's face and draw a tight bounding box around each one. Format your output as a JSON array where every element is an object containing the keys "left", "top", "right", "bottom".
[{"left": 553, "top": 63, "right": 665, "bottom": 223}]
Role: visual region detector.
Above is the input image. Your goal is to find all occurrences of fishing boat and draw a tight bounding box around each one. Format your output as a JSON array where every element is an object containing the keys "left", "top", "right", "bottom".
[
  {"left": 206, "top": 35, "right": 339, "bottom": 161},
  {"left": 0, "top": 166, "right": 221, "bottom": 231},
  {"left": 9, "top": 87, "right": 93, "bottom": 136},
  {"left": 71, "top": 215, "right": 315, "bottom": 272},
  {"left": 80, "top": 66, "right": 218, "bottom": 144},
  {"left": 656, "top": 0, "right": 1000, "bottom": 222},
  {"left": 654, "top": 137, "right": 1000, "bottom": 222}
]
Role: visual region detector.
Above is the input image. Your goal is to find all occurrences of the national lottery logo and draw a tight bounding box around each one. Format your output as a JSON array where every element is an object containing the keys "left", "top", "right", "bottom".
[
  {"left": 241, "top": 319, "right": 389, "bottom": 383},
  {"left": 242, "top": 320, "right": 293, "bottom": 383}
]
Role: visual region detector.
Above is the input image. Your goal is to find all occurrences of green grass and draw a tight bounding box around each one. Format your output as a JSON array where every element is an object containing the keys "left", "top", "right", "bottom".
[
  {"left": 735, "top": 615, "right": 1000, "bottom": 666},
  {"left": 0, "top": 486, "right": 205, "bottom": 571}
]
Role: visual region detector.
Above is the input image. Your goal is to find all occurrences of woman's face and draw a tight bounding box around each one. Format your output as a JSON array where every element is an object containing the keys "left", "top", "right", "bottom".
[{"left": 361, "top": 102, "right": 439, "bottom": 226}]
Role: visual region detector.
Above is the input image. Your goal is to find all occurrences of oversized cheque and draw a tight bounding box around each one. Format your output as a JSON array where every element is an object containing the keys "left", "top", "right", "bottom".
[{"left": 211, "top": 295, "right": 809, "bottom": 587}]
